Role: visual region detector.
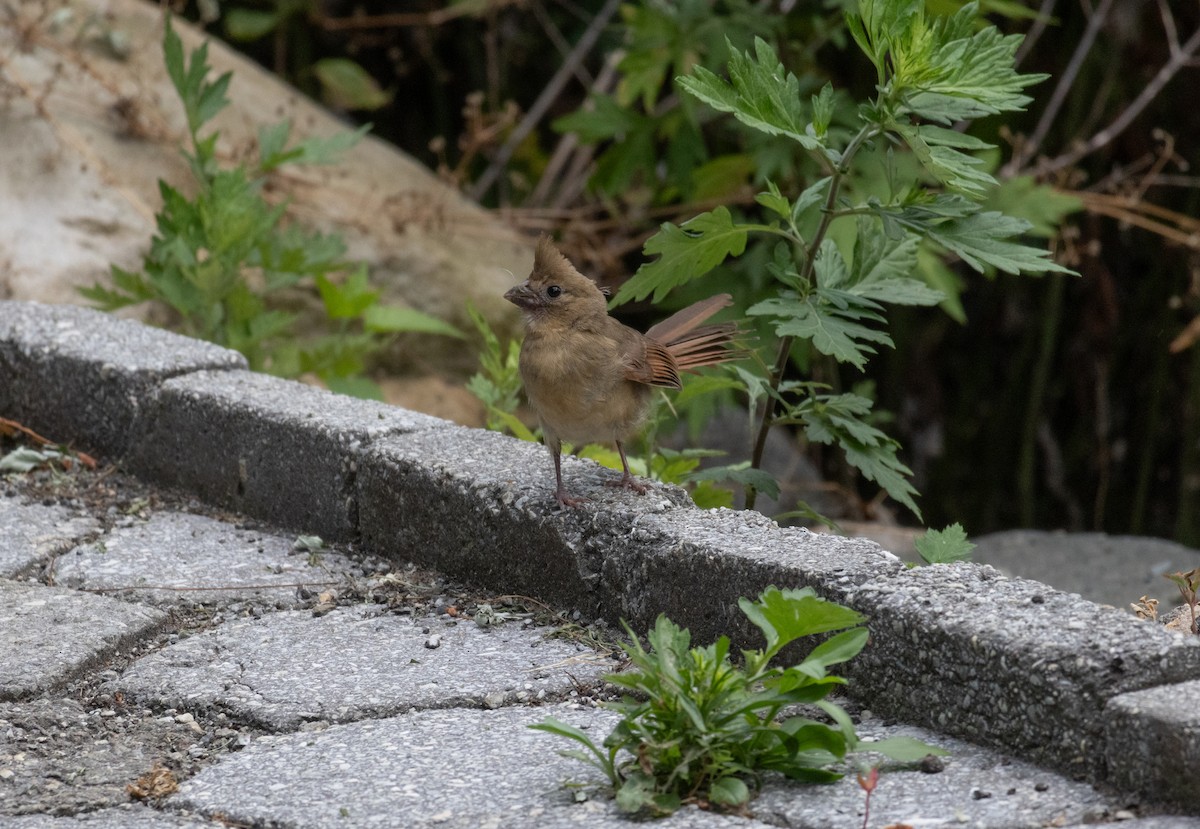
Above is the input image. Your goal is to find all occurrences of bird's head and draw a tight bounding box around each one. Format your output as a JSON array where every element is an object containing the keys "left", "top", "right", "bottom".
[{"left": 504, "top": 236, "right": 609, "bottom": 324}]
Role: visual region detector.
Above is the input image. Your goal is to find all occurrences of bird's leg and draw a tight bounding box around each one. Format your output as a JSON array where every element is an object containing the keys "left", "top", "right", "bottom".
[
  {"left": 606, "top": 440, "right": 650, "bottom": 495},
  {"left": 551, "top": 447, "right": 587, "bottom": 508}
]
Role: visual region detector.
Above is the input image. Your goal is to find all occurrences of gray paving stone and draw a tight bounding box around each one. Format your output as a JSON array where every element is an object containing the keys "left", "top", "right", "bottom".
[
  {"left": 1105, "top": 680, "right": 1200, "bottom": 810},
  {"left": 2, "top": 807, "right": 222, "bottom": 828},
  {"left": 126, "top": 369, "right": 452, "bottom": 541},
  {"left": 841, "top": 565, "right": 1200, "bottom": 780},
  {"left": 0, "top": 496, "right": 98, "bottom": 578},
  {"left": 53, "top": 511, "right": 369, "bottom": 608},
  {"left": 0, "top": 301, "right": 245, "bottom": 461},
  {"left": 115, "top": 605, "right": 614, "bottom": 730},
  {"left": 171, "top": 704, "right": 762, "bottom": 829},
  {"left": 754, "top": 721, "right": 1123, "bottom": 828},
  {"left": 0, "top": 697, "right": 209, "bottom": 817},
  {"left": 974, "top": 529, "right": 1200, "bottom": 609},
  {"left": 0, "top": 580, "right": 165, "bottom": 701}
]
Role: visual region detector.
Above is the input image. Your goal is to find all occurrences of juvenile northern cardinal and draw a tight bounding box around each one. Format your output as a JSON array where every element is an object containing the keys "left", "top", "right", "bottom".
[{"left": 504, "top": 236, "right": 743, "bottom": 507}]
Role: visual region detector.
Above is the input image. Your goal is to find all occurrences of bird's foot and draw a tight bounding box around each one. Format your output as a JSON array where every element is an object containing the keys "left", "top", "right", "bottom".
[
  {"left": 605, "top": 472, "right": 650, "bottom": 495},
  {"left": 554, "top": 487, "right": 588, "bottom": 509}
]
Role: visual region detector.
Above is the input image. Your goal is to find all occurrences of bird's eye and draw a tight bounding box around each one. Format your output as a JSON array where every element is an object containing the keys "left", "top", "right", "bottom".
[{"left": 546, "top": 285, "right": 562, "bottom": 299}]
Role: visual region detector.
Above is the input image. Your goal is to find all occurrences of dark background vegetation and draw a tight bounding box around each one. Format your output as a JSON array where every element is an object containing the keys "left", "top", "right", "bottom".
[{"left": 180, "top": 0, "right": 1200, "bottom": 544}]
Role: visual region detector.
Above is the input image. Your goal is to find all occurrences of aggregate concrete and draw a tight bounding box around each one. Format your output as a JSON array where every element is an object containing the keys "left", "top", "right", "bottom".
[
  {"left": 128, "top": 369, "right": 452, "bottom": 541},
  {"left": 3, "top": 810, "right": 223, "bottom": 828},
  {"left": 51, "top": 511, "right": 370, "bottom": 608},
  {"left": 0, "top": 579, "right": 165, "bottom": 700},
  {"left": 0, "top": 302, "right": 245, "bottom": 460},
  {"left": 753, "top": 721, "right": 1124, "bottom": 828},
  {"left": 974, "top": 529, "right": 1200, "bottom": 609},
  {"left": 114, "top": 604, "right": 615, "bottom": 730},
  {"left": 842, "top": 564, "right": 1200, "bottom": 780},
  {"left": 0, "top": 495, "right": 98, "bottom": 578},
  {"left": 1105, "top": 680, "right": 1200, "bottom": 811},
  {"left": 4, "top": 298, "right": 1200, "bottom": 822}
]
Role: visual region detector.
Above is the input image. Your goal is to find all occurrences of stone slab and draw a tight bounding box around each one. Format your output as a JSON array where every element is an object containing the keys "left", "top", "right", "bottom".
[
  {"left": 0, "top": 580, "right": 165, "bottom": 701},
  {"left": 2, "top": 809, "right": 219, "bottom": 828},
  {"left": 115, "top": 605, "right": 614, "bottom": 731},
  {"left": 1105, "top": 680, "right": 1200, "bottom": 810},
  {"left": 52, "top": 511, "right": 372, "bottom": 608},
  {"left": 171, "top": 704, "right": 761, "bottom": 829},
  {"left": 0, "top": 301, "right": 245, "bottom": 461},
  {"left": 755, "top": 720, "right": 1128, "bottom": 828},
  {"left": 0, "top": 697, "right": 213, "bottom": 817},
  {"left": 0, "top": 495, "right": 99, "bottom": 578},
  {"left": 974, "top": 529, "right": 1200, "bottom": 609},
  {"left": 357, "top": 428, "right": 904, "bottom": 642},
  {"left": 127, "top": 370, "right": 452, "bottom": 540},
  {"left": 841, "top": 564, "right": 1200, "bottom": 780}
]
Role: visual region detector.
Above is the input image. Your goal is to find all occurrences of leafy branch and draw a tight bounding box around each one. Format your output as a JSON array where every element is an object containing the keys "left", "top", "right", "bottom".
[
  {"left": 81, "top": 16, "right": 459, "bottom": 398},
  {"left": 611, "top": 0, "right": 1075, "bottom": 517}
]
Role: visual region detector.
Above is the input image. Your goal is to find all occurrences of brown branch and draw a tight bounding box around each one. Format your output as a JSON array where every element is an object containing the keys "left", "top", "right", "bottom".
[{"left": 468, "top": 0, "right": 622, "bottom": 203}]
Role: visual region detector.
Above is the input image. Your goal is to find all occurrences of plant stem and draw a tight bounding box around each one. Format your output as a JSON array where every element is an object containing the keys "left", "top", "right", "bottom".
[
  {"left": 1017, "top": 273, "right": 1065, "bottom": 526},
  {"left": 745, "top": 124, "right": 878, "bottom": 510}
]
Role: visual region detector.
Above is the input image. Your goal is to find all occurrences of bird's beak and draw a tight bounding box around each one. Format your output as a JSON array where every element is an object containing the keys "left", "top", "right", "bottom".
[{"left": 504, "top": 281, "right": 540, "bottom": 310}]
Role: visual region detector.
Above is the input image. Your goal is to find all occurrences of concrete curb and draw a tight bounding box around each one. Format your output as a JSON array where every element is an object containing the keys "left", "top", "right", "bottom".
[{"left": 2, "top": 299, "right": 1197, "bottom": 812}]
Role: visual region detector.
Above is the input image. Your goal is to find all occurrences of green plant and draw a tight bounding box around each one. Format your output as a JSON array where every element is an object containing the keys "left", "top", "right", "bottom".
[
  {"left": 532, "top": 586, "right": 942, "bottom": 814},
  {"left": 589, "top": 1, "right": 1075, "bottom": 518},
  {"left": 1164, "top": 567, "right": 1200, "bottom": 635},
  {"left": 914, "top": 522, "right": 975, "bottom": 565},
  {"left": 80, "top": 16, "right": 458, "bottom": 398}
]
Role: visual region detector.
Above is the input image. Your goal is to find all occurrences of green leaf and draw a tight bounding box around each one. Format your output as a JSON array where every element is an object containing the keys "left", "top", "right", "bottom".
[
  {"left": 324, "top": 375, "right": 383, "bottom": 401},
  {"left": 982, "top": 176, "right": 1082, "bottom": 238},
  {"left": 316, "top": 270, "right": 377, "bottom": 319},
  {"left": 796, "top": 393, "right": 922, "bottom": 517},
  {"left": 848, "top": 223, "right": 944, "bottom": 306},
  {"left": 679, "top": 37, "right": 820, "bottom": 150},
  {"left": 892, "top": 122, "right": 996, "bottom": 198},
  {"left": 291, "top": 123, "right": 372, "bottom": 166},
  {"left": 690, "top": 154, "right": 756, "bottom": 201},
  {"left": 0, "top": 447, "right": 68, "bottom": 473},
  {"left": 615, "top": 207, "right": 748, "bottom": 305},
  {"left": 747, "top": 289, "right": 891, "bottom": 371},
  {"left": 362, "top": 305, "right": 464, "bottom": 338},
  {"left": 810, "top": 82, "right": 835, "bottom": 137},
  {"left": 862, "top": 735, "right": 949, "bottom": 761},
  {"left": 914, "top": 522, "right": 976, "bottom": 564},
  {"left": 552, "top": 93, "right": 646, "bottom": 142},
  {"left": 224, "top": 8, "right": 279, "bottom": 41},
  {"left": 800, "top": 627, "right": 870, "bottom": 674},
  {"left": 739, "top": 586, "right": 865, "bottom": 656},
  {"left": 870, "top": 199, "right": 1075, "bottom": 276},
  {"left": 314, "top": 58, "right": 393, "bottom": 111},
  {"left": 708, "top": 776, "right": 750, "bottom": 807},
  {"left": 686, "top": 462, "right": 780, "bottom": 500}
]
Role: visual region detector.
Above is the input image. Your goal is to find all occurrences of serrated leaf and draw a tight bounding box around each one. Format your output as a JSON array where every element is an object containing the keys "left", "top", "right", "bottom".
[
  {"left": 739, "top": 586, "right": 865, "bottom": 656},
  {"left": 747, "top": 292, "right": 891, "bottom": 370},
  {"left": 871, "top": 202, "right": 1074, "bottom": 276},
  {"left": 799, "top": 393, "right": 922, "bottom": 517},
  {"left": 892, "top": 122, "right": 996, "bottom": 197},
  {"left": 810, "top": 83, "right": 835, "bottom": 136},
  {"left": 316, "top": 270, "right": 376, "bottom": 319},
  {"left": 615, "top": 207, "right": 748, "bottom": 305},
  {"left": 914, "top": 522, "right": 976, "bottom": 564},
  {"left": 686, "top": 462, "right": 780, "bottom": 500},
  {"left": 678, "top": 37, "right": 820, "bottom": 150}
]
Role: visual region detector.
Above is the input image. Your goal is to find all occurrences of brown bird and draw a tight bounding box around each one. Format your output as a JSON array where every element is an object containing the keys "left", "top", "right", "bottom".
[{"left": 504, "top": 236, "right": 743, "bottom": 507}]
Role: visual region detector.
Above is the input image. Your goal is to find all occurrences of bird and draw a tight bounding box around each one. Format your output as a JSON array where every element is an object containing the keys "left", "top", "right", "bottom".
[{"left": 504, "top": 236, "right": 743, "bottom": 507}]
